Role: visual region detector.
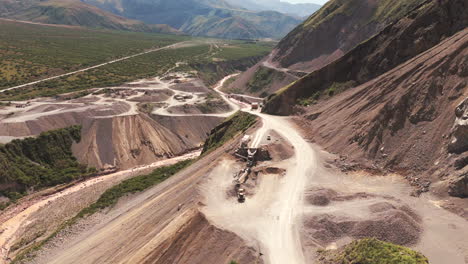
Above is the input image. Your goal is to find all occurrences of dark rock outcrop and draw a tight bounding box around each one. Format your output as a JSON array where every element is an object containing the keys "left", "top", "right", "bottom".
[
  {"left": 448, "top": 170, "right": 468, "bottom": 198},
  {"left": 448, "top": 98, "right": 468, "bottom": 154}
]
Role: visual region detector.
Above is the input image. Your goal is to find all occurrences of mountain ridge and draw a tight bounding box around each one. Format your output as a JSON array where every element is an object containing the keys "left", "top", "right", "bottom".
[
  {"left": 0, "top": 0, "right": 181, "bottom": 34},
  {"left": 81, "top": 0, "right": 303, "bottom": 39}
]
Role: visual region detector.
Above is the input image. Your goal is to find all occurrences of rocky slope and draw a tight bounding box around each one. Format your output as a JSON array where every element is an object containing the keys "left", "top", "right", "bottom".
[
  {"left": 264, "top": 0, "right": 468, "bottom": 115},
  {"left": 82, "top": 0, "right": 302, "bottom": 39},
  {"left": 290, "top": 28, "right": 467, "bottom": 198},
  {"left": 74, "top": 114, "right": 221, "bottom": 169},
  {"left": 0, "top": 102, "right": 221, "bottom": 170},
  {"left": 272, "top": 0, "right": 428, "bottom": 71},
  {"left": 224, "top": 0, "right": 429, "bottom": 97},
  {"left": 0, "top": 0, "right": 180, "bottom": 33},
  {"left": 261, "top": 0, "right": 468, "bottom": 199}
]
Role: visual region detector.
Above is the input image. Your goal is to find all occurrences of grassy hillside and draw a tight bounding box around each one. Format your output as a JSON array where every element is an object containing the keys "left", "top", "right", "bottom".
[
  {"left": 202, "top": 111, "right": 257, "bottom": 154},
  {"left": 0, "top": 126, "right": 92, "bottom": 205},
  {"left": 78, "top": 159, "right": 193, "bottom": 217},
  {"left": 0, "top": 40, "right": 271, "bottom": 100},
  {"left": 318, "top": 238, "right": 428, "bottom": 264},
  {"left": 0, "top": 19, "right": 188, "bottom": 90}
]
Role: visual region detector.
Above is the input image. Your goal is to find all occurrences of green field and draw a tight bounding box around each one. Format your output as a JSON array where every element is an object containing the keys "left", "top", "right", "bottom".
[
  {"left": 0, "top": 19, "right": 189, "bottom": 89},
  {"left": 0, "top": 41, "right": 271, "bottom": 100},
  {"left": 0, "top": 20, "right": 272, "bottom": 100}
]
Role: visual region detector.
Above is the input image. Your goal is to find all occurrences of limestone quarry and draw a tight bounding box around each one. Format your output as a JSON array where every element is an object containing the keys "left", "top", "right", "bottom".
[{"left": 0, "top": 0, "right": 467, "bottom": 264}]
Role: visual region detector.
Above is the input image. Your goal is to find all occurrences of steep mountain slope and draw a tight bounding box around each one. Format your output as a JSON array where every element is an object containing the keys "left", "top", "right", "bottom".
[
  {"left": 264, "top": 0, "right": 468, "bottom": 115},
  {"left": 293, "top": 28, "right": 468, "bottom": 198},
  {"left": 263, "top": 0, "right": 468, "bottom": 198},
  {"left": 227, "top": 0, "right": 321, "bottom": 18},
  {"left": 272, "top": 0, "right": 428, "bottom": 71},
  {"left": 224, "top": 0, "right": 428, "bottom": 98},
  {"left": 1, "top": 0, "right": 180, "bottom": 33},
  {"left": 82, "top": 0, "right": 302, "bottom": 39}
]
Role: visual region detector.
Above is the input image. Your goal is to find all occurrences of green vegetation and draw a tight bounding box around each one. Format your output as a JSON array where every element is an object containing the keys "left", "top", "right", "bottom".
[
  {"left": 0, "top": 19, "right": 188, "bottom": 90},
  {"left": 78, "top": 159, "right": 193, "bottom": 217},
  {"left": 202, "top": 111, "right": 257, "bottom": 154},
  {"left": 6, "top": 0, "right": 179, "bottom": 34},
  {"left": 247, "top": 66, "right": 276, "bottom": 92},
  {"left": 0, "top": 126, "right": 93, "bottom": 207},
  {"left": 297, "top": 91, "right": 320, "bottom": 106},
  {"left": 0, "top": 33, "right": 270, "bottom": 100},
  {"left": 295, "top": 80, "right": 356, "bottom": 107},
  {"left": 325, "top": 80, "right": 356, "bottom": 96},
  {"left": 303, "top": 0, "right": 425, "bottom": 29},
  {"left": 210, "top": 42, "right": 274, "bottom": 61},
  {"left": 12, "top": 159, "right": 193, "bottom": 263},
  {"left": 0, "top": 45, "right": 211, "bottom": 100},
  {"left": 318, "top": 238, "right": 429, "bottom": 264},
  {"left": 229, "top": 261, "right": 239, "bottom": 264}
]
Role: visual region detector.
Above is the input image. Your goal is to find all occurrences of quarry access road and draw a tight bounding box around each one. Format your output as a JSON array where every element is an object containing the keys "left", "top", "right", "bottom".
[{"left": 208, "top": 76, "right": 317, "bottom": 264}]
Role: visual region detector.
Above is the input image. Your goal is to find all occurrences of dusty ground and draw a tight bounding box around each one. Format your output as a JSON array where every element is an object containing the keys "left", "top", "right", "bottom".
[
  {"left": 0, "top": 72, "right": 228, "bottom": 170},
  {"left": 2, "top": 70, "right": 467, "bottom": 264},
  {"left": 0, "top": 151, "right": 200, "bottom": 262},
  {"left": 21, "top": 133, "right": 261, "bottom": 264}
]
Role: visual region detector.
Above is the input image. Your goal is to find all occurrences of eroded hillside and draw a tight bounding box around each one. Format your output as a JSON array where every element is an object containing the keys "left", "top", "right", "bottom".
[{"left": 286, "top": 28, "right": 468, "bottom": 200}]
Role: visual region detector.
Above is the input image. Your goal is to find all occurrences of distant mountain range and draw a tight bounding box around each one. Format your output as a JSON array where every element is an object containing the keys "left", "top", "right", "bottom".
[
  {"left": 227, "top": 0, "right": 321, "bottom": 18},
  {"left": 80, "top": 0, "right": 306, "bottom": 39},
  {"left": 0, "top": 0, "right": 181, "bottom": 34},
  {"left": 0, "top": 0, "right": 315, "bottom": 39}
]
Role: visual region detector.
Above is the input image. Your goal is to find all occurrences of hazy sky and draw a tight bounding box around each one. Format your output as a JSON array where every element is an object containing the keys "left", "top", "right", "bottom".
[{"left": 283, "top": 0, "right": 328, "bottom": 5}]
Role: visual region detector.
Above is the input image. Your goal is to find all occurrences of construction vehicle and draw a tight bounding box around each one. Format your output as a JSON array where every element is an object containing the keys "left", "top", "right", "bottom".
[
  {"left": 240, "top": 135, "right": 251, "bottom": 148},
  {"left": 238, "top": 168, "right": 251, "bottom": 184},
  {"left": 237, "top": 188, "right": 246, "bottom": 203},
  {"left": 251, "top": 102, "right": 259, "bottom": 110}
]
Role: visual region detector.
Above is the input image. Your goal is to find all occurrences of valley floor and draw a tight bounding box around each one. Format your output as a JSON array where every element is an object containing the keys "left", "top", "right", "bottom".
[{"left": 1, "top": 70, "right": 467, "bottom": 264}]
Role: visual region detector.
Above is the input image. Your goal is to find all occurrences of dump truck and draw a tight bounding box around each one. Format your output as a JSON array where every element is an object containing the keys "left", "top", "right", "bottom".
[{"left": 237, "top": 188, "right": 246, "bottom": 203}]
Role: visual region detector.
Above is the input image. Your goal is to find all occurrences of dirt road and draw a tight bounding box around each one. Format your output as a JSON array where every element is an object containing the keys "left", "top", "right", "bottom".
[
  {"left": 0, "top": 41, "right": 190, "bottom": 92},
  {"left": 152, "top": 73, "right": 241, "bottom": 117},
  {"left": 203, "top": 79, "right": 316, "bottom": 264},
  {"left": 202, "top": 108, "right": 316, "bottom": 264},
  {"left": 0, "top": 151, "right": 200, "bottom": 263},
  {"left": 24, "top": 137, "right": 254, "bottom": 264}
]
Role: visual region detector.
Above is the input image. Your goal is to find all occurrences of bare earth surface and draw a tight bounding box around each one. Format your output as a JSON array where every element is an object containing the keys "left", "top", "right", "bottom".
[{"left": 1, "top": 66, "right": 467, "bottom": 264}]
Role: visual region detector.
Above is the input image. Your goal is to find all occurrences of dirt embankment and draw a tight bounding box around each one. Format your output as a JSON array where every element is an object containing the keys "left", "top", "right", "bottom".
[
  {"left": 304, "top": 188, "right": 422, "bottom": 246},
  {"left": 191, "top": 55, "right": 265, "bottom": 86},
  {"left": 73, "top": 113, "right": 221, "bottom": 169},
  {"left": 291, "top": 28, "right": 468, "bottom": 200},
  {"left": 224, "top": 62, "right": 297, "bottom": 97},
  {"left": 25, "top": 125, "right": 260, "bottom": 264},
  {"left": 140, "top": 211, "right": 261, "bottom": 264},
  {"left": 264, "top": 0, "right": 468, "bottom": 116}
]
